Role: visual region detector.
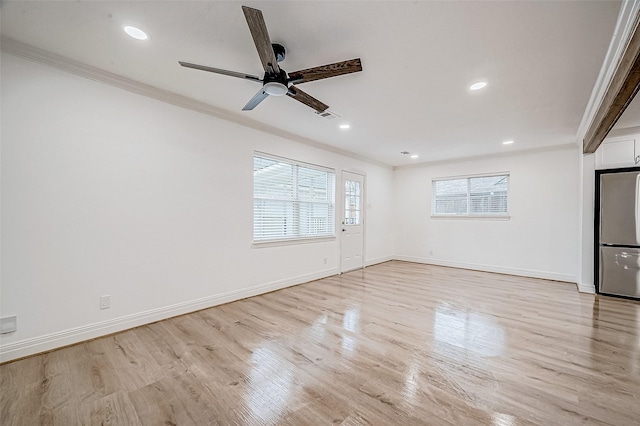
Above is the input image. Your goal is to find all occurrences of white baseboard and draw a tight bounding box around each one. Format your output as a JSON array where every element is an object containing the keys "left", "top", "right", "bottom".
[
  {"left": 0, "top": 267, "right": 338, "bottom": 363},
  {"left": 393, "top": 255, "right": 577, "bottom": 283},
  {"left": 577, "top": 282, "right": 596, "bottom": 294},
  {"left": 365, "top": 255, "right": 393, "bottom": 267}
]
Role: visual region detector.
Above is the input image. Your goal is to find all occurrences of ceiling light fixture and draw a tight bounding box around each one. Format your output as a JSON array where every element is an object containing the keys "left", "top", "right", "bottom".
[
  {"left": 469, "top": 81, "right": 487, "bottom": 91},
  {"left": 410, "top": 154, "right": 419, "bottom": 159},
  {"left": 339, "top": 124, "right": 351, "bottom": 129},
  {"left": 124, "top": 26, "right": 149, "bottom": 40},
  {"left": 503, "top": 140, "right": 514, "bottom": 145}
]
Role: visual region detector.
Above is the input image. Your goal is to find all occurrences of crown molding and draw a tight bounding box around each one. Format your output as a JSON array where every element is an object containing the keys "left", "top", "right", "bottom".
[
  {"left": 0, "top": 36, "right": 391, "bottom": 169},
  {"left": 393, "top": 142, "right": 577, "bottom": 171}
]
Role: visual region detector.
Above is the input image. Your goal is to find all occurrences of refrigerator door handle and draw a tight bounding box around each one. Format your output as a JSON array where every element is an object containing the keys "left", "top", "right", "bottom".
[{"left": 614, "top": 251, "right": 640, "bottom": 269}]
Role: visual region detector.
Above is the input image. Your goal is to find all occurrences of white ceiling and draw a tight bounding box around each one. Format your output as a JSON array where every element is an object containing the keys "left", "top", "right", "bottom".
[{"left": 1, "top": 1, "right": 621, "bottom": 166}]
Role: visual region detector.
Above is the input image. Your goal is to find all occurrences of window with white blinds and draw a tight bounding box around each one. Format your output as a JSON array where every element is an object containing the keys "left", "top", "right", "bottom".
[
  {"left": 254, "top": 154, "right": 336, "bottom": 242},
  {"left": 432, "top": 174, "right": 509, "bottom": 217}
]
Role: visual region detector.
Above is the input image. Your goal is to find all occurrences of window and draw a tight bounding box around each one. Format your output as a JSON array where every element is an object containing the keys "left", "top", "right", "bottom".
[
  {"left": 254, "top": 153, "right": 335, "bottom": 242},
  {"left": 432, "top": 173, "right": 509, "bottom": 217}
]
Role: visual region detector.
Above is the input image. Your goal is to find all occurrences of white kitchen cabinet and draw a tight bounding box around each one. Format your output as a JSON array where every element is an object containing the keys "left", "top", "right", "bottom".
[{"left": 595, "top": 135, "right": 640, "bottom": 169}]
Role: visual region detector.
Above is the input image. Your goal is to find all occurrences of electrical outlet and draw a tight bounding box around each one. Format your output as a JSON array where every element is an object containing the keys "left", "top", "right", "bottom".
[
  {"left": 0, "top": 316, "right": 17, "bottom": 334},
  {"left": 323, "top": 257, "right": 328, "bottom": 264},
  {"left": 429, "top": 250, "right": 434, "bottom": 256},
  {"left": 100, "top": 295, "right": 111, "bottom": 310}
]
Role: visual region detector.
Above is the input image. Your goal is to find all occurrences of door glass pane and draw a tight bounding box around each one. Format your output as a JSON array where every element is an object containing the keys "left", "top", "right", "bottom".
[{"left": 344, "top": 180, "right": 361, "bottom": 225}]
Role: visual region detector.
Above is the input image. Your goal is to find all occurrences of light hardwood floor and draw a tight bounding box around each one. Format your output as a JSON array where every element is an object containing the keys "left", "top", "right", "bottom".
[{"left": 2, "top": 261, "right": 640, "bottom": 425}]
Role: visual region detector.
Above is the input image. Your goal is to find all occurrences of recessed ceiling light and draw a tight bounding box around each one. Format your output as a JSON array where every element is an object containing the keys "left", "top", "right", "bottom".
[
  {"left": 469, "top": 81, "right": 487, "bottom": 91},
  {"left": 124, "top": 26, "right": 149, "bottom": 40},
  {"left": 410, "top": 154, "right": 419, "bottom": 159},
  {"left": 503, "top": 140, "right": 514, "bottom": 145},
  {"left": 339, "top": 124, "right": 350, "bottom": 129}
]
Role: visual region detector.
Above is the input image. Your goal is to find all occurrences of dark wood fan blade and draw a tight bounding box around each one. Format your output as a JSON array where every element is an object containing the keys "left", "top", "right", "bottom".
[
  {"left": 242, "top": 6, "right": 280, "bottom": 75},
  {"left": 287, "top": 58, "right": 362, "bottom": 84},
  {"left": 179, "top": 61, "right": 262, "bottom": 82},
  {"left": 242, "top": 89, "right": 270, "bottom": 111},
  {"left": 286, "top": 86, "right": 329, "bottom": 112}
]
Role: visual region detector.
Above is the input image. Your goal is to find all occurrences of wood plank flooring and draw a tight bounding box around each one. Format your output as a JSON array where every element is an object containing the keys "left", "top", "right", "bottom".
[{"left": 2, "top": 261, "right": 640, "bottom": 425}]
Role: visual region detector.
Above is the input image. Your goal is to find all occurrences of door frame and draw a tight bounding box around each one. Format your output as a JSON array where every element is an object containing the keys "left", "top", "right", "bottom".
[{"left": 340, "top": 170, "right": 367, "bottom": 274}]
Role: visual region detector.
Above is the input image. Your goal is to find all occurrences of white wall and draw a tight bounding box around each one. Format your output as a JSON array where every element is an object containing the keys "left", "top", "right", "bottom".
[
  {"left": 580, "top": 153, "right": 596, "bottom": 292},
  {"left": 0, "top": 53, "right": 394, "bottom": 361},
  {"left": 393, "top": 147, "right": 580, "bottom": 282}
]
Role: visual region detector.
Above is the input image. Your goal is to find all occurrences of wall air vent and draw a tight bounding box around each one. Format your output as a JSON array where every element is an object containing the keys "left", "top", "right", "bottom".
[{"left": 315, "top": 110, "right": 341, "bottom": 119}]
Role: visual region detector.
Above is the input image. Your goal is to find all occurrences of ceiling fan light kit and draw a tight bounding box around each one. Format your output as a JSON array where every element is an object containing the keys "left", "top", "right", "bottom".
[
  {"left": 179, "top": 5, "right": 362, "bottom": 113},
  {"left": 263, "top": 82, "right": 288, "bottom": 96}
]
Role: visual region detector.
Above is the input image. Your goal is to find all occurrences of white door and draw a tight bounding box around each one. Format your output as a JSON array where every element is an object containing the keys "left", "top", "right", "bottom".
[{"left": 341, "top": 171, "right": 365, "bottom": 273}]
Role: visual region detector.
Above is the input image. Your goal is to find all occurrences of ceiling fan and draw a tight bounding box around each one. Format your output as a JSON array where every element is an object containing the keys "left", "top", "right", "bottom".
[{"left": 179, "top": 5, "right": 362, "bottom": 113}]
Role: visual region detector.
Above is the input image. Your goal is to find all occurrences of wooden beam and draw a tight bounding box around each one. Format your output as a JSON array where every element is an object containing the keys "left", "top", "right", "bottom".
[{"left": 584, "top": 13, "right": 640, "bottom": 153}]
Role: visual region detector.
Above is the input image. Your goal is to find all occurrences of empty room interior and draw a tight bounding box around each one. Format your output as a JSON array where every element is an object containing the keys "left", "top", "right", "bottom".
[{"left": 2, "top": 1, "right": 640, "bottom": 425}]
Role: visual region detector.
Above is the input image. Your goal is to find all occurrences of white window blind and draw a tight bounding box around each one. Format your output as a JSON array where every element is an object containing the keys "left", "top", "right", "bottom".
[
  {"left": 254, "top": 154, "right": 335, "bottom": 242},
  {"left": 432, "top": 174, "right": 509, "bottom": 217}
]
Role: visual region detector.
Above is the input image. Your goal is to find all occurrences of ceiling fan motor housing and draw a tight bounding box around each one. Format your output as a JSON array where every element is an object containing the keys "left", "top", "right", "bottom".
[{"left": 272, "top": 43, "right": 286, "bottom": 62}]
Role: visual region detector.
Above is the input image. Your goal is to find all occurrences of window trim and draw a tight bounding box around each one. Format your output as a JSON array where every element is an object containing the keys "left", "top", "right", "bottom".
[
  {"left": 431, "top": 172, "right": 510, "bottom": 219},
  {"left": 252, "top": 235, "right": 335, "bottom": 248},
  {"left": 253, "top": 152, "right": 336, "bottom": 245}
]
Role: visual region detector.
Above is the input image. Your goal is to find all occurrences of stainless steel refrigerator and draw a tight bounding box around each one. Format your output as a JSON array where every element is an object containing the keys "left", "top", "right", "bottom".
[{"left": 596, "top": 167, "right": 640, "bottom": 299}]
